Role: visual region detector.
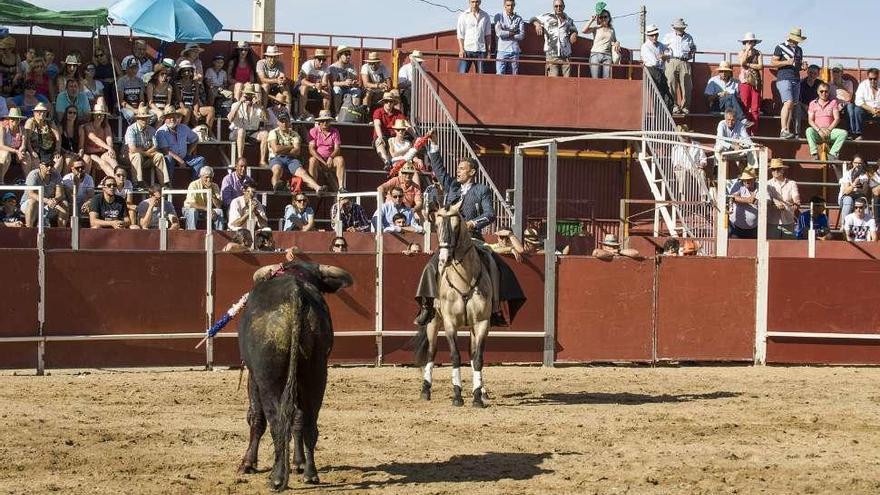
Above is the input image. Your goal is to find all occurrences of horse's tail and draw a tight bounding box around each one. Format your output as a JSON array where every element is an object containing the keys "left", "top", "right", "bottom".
[
  {"left": 411, "top": 323, "right": 430, "bottom": 368},
  {"left": 277, "top": 283, "right": 303, "bottom": 442}
]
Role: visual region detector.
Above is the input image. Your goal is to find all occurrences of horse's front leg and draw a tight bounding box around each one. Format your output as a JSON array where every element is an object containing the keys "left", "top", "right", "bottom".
[
  {"left": 470, "top": 318, "right": 490, "bottom": 408},
  {"left": 443, "top": 318, "right": 464, "bottom": 407},
  {"left": 421, "top": 316, "right": 441, "bottom": 400}
]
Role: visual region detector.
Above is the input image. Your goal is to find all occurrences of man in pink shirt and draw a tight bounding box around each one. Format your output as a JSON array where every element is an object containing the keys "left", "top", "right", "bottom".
[
  {"left": 377, "top": 162, "right": 422, "bottom": 210},
  {"left": 806, "top": 82, "right": 846, "bottom": 161},
  {"left": 308, "top": 109, "right": 346, "bottom": 192}
]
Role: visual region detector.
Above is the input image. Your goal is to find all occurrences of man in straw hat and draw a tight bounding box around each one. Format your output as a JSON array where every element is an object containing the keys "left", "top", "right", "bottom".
[
  {"left": 256, "top": 45, "right": 293, "bottom": 116},
  {"left": 772, "top": 28, "right": 807, "bottom": 139},
  {"left": 295, "top": 48, "right": 330, "bottom": 120},
  {"left": 767, "top": 158, "right": 801, "bottom": 239},
  {"left": 124, "top": 105, "right": 169, "bottom": 189},
  {"left": 397, "top": 50, "right": 424, "bottom": 115},
  {"left": 663, "top": 18, "right": 697, "bottom": 114},
  {"left": 228, "top": 83, "right": 269, "bottom": 166},
  {"left": 308, "top": 110, "right": 347, "bottom": 192},
  {"left": 730, "top": 169, "right": 759, "bottom": 239},
  {"left": 360, "top": 51, "right": 391, "bottom": 108},
  {"left": 640, "top": 24, "right": 673, "bottom": 110},
  {"left": 704, "top": 61, "right": 744, "bottom": 122},
  {"left": 324, "top": 46, "right": 361, "bottom": 114},
  {"left": 176, "top": 43, "right": 205, "bottom": 82},
  {"left": 591, "top": 233, "right": 640, "bottom": 260},
  {"left": 267, "top": 112, "right": 324, "bottom": 193},
  {"left": 372, "top": 91, "right": 406, "bottom": 169},
  {"left": 377, "top": 159, "right": 422, "bottom": 211},
  {"left": 0, "top": 107, "right": 26, "bottom": 183},
  {"left": 155, "top": 108, "right": 207, "bottom": 180}
]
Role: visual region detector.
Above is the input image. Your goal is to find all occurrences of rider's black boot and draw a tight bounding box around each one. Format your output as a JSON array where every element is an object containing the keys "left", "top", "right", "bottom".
[
  {"left": 490, "top": 311, "right": 508, "bottom": 327},
  {"left": 414, "top": 298, "right": 436, "bottom": 326}
]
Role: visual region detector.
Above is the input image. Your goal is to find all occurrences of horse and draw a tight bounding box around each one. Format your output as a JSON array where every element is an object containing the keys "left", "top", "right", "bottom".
[
  {"left": 237, "top": 262, "right": 352, "bottom": 491},
  {"left": 413, "top": 201, "right": 493, "bottom": 408}
]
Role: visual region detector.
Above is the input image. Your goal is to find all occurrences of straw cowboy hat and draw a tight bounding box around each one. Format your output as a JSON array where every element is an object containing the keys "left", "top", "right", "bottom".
[
  {"left": 236, "top": 40, "right": 250, "bottom": 50},
  {"left": 379, "top": 91, "right": 399, "bottom": 103},
  {"left": 5, "top": 107, "right": 24, "bottom": 120},
  {"left": 645, "top": 24, "right": 660, "bottom": 36},
  {"left": 161, "top": 108, "right": 182, "bottom": 119},
  {"left": 335, "top": 45, "right": 352, "bottom": 56},
  {"left": 314, "top": 109, "right": 335, "bottom": 122},
  {"left": 64, "top": 54, "right": 80, "bottom": 65},
  {"left": 715, "top": 61, "right": 733, "bottom": 72},
  {"left": 739, "top": 170, "right": 756, "bottom": 180},
  {"left": 134, "top": 106, "right": 153, "bottom": 119},
  {"left": 601, "top": 233, "right": 621, "bottom": 247},
  {"left": 0, "top": 37, "right": 16, "bottom": 49},
  {"left": 769, "top": 158, "right": 789, "bottom": 169},
  {"left": 242, "top": 83, "right": 258, "bottom": 95},
  {"left": 787, "top": 27, "right": 806, "bottom": 42},
  {"left": 269, "top": 92, "right": 289, "bottom": 105},
  {"left": 391, "top": 118, "right": 409, "bottom": 131},
  {"left": 91, "top": 103, "right": 112, "bottom": 116},
  {"left": 739, "top": 32, "right": 762, "bottom": 44},
  {"left": 33, "top": 102, "right": 50, "bottom": 112},
  {"left": 523, "top": 228, "right": 542, "bottom": 245},
  {"left": 365, "top": 51, "right": 382, "bottom": 63},
  {"left": 409, "top": 50, "right": 424, "bottom": 62},
  {"left": 671, "top": 18, "right": 688, "bottom": 29},
  {"left": 399, "top": 162, "right": 417, "bottom": 174},
  {"left": 676, "top": 123, "right": 691, "bottom": 133},
  {"left": 182, "top": 43, "right": 204, "bottom": 54},
  {"left": 264, "top": 45, "right": 283, "bottom": 57},
  {"left": 313, "top": 48, "right": 328, "bottom": 58},
  {"left": 152, "top": 62, "right": 168, "bottom": 74}
]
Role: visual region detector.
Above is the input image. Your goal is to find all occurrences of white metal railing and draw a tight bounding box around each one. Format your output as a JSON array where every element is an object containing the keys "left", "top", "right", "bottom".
[
  {"left": 640, "top": 73, "right": 717, "bottom": 253},
  {"left": 410, "top": 61, "right": 512, "bottom": 231}
]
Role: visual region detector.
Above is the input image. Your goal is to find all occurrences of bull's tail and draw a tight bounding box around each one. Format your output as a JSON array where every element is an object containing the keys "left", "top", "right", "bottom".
[
  {"left": 277, "top": 289, "right": 302, "bottom": 442},
  {"left": 411, "top": 324, "right": 430, "bottom": 368}
]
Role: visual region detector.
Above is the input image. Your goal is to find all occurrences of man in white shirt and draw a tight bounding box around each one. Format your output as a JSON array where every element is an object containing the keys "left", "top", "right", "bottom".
[
  {"left": 704, "top": 61, "right": 743, "bottom": 121},
  {"left": 640, "top": 24, "right": 673, "bottom": 110},
  {"left": 359, "top": 52, "right": 391, "bottom": 108},
  {"left": 456, "top": 0, "right": 492, "bottom": 74},
  {"left": 844, "top": 197, "right": 877, "bottom": 242},
  {"left": 397, "top": 50, "right": 423, "bottom": 115},
  {"left": 227, "top": 179, "right": 268, "bottom": 232},
  {"left": 296, "top": 48, "right": 330, "bottom": 120},
  {"left": 730, "top": 170, "right": 759, "bottom": 239},
  {"left": 715, "top": 109, "right": 755, "bottom": 173},
  {"left": 852, "top": 68, "right": 880, "bottom": 140},
  {"left": 662, "top": 18, "right": 697, "bottom": 115},
  {"left": 227, "top": 83, "right": 269, "bottom": 166},
  {"left": 494, "top": 0, "right": 525, "bottom": 75},
  {"left": 767, "top": 158, "right": 800, "bottom": 239},
  {"left": 672, "top": 125, "right": 709, "bottom": 200},
  {"left": 532, "top": 0, "right": 578, "bottom": 77}
]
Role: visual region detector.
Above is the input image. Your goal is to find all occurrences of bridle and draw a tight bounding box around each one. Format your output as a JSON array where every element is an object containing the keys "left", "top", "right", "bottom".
[{"left": 437, "top": 207, "right": 483, "bottom": 303}]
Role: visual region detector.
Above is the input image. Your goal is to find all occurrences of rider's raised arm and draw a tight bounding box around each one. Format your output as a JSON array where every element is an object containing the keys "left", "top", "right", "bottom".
[{"left": 427, "top": 142, "right": 455, "bottom": 193}]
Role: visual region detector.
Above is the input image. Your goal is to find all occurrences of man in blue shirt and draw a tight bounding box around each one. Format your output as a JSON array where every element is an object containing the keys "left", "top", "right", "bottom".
[
  {"left": 54, "top": 78, "right": 91, "bottom": 123},
  {"left": 155, "top": 108, "right": 206, "bottom": 179},
  {"left": 373, "top": 186, "right": 423, "bottom": 233},
  {"left": 795, "top": 196, "right": 830, "bottom": 240},
  {"left": 772, "top": 28, "right": 807, "bottom": 139},
  {"left": 493, "top": 0, "right": 525, "bottom": 75}
]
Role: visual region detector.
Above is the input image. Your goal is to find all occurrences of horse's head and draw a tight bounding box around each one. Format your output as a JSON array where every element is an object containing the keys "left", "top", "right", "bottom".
[{"left": 435, "top": 201, "right": 464, "bottom": 266}]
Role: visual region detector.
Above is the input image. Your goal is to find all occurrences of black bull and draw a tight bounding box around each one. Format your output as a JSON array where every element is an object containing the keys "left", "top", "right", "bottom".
[{"left": 237, "top": 263, "right": 352, "bottom": 490}]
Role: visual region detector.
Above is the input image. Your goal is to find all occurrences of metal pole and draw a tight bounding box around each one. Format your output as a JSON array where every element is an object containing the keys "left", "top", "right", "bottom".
[
  {"left": 639, "top": 5, "right": 647, "bottom": 44},
  {"left": 543, "top": 141, "right": 558, "bottom": 367},
  {"left": 754, "top": 148, "right": 769, "bottom": 365},
  {"left": 375, "top": 190, "right": 384, "bottom": 366},
  {"left": 71, "top": 184, "right": 79, "bottom": 250},
  {"left": 205, "top": 202, "right": 215, "bottom": 370},
  {"left": 37, "top": 187, "right": 45, "bottom": 375},
  {"left": 513, "top": 146, "right": 524, "bottom": 239}
]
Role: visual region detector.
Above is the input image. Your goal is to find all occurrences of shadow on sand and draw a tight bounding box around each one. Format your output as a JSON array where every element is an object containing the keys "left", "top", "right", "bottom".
[
  {"left": 324, "top": 451, "right": 554, "bottom": 490},
  {"left": 506, "top": 391, "right": 740, "bottom": 406}
]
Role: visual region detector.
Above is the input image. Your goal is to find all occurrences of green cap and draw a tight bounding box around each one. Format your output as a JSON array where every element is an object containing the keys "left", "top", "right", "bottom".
[{"left": 595, "top": 1, "right": 607, "bottom": 15}]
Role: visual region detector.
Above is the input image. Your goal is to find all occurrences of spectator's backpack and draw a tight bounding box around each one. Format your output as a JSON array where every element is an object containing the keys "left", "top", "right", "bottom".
[{"left": 337, "top": 101, "right": 367, "bottom": 123}]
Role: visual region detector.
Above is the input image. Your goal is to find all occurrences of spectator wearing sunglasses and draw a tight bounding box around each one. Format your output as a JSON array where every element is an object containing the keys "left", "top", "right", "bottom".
[
  {"left": 853, "top": 68, "right": 880, "bottom": 140},
  {"left": 843, "top": 197, "right": 877, "bottom": 242},
  {"left": 532, "top": 0, "right": 578, "bottom": 77},
  {"left": 806, "top": 82, "right": 846, "bottom": 162},
  {"left": 330, "top": 236, "right": 348, "bottom": 253},
  {"left": 61, "top": 160, "right": 95, "bottom": 215},
  {"left": 582, "top": 8, "right": 618, "bottom": 79},
  {"left": 89, "top": 176, "right": 129, "bottom": 229},
  {"left": 374, "top": 185, "right": 423, "bottom": 233},
  {"left": 282, "top": 193, "right": 315, "bottom": 231}
]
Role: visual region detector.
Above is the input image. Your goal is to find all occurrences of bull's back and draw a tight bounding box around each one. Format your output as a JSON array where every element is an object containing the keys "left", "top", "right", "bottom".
[{"left": 239, "top": 277, "right": 303, "bottom": 374}]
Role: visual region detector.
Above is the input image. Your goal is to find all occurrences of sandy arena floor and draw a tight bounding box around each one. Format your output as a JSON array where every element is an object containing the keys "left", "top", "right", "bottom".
[{"left": 1, "top": 365, "right": 879, "bottom": 494}]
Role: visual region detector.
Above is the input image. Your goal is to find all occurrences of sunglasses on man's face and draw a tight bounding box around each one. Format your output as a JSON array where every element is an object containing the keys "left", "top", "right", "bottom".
[
  {"left": 392, "top": 194, "right": 404, "bottom": 199},
  {"left": 333, "top": 243, "right": 346, "bottom": 248},
  {"left": 855, "top": 206, "right": 866, "bottom": 210},
  {"left": 104, "top": 183, "right": 117, "bottom": 189},
  {"left": 295, "top": 198, "right": 307, "bottom": 202},
  {"left": 115, "top": 173, "right": 125, "bottom": 178}
]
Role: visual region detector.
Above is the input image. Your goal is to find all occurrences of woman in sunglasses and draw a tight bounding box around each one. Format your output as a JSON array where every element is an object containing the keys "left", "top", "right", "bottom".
[
  {"left": 58, "top": 104, "right": 82, "bottom": 174},
  {"left": 582, "top": 8, "right": 619, "bottom": 79},
  {"left": 329, "top": 236, "right": 348, "bottom": 253}
]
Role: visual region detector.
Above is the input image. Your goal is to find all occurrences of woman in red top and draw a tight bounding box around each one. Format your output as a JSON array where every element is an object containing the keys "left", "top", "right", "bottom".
[
  {"left": 227, "top": 41, "right": 258, "bottom": 100},
  {"left": 82, "top": 104, "right": 119, "bottom": 179},
  {"left": 308, "top": 110, "right": 346, "bottom": 192}
]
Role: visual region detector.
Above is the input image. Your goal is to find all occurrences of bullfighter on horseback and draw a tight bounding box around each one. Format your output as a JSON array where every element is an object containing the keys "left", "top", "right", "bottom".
[{"left": 412, "top": 130, "right": 507, "bottom": 327}]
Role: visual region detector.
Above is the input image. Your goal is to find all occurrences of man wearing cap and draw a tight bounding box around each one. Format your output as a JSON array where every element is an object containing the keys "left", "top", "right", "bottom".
[
  {"left": 591, "top": 234, "right": 640, "bottom": 260},
  {"left": 663, "top": 18, "right": 696, "bottom": 115},
  {"left": 1, "top": 192, "right": 24, "bottom": 227},
  {"left": 125, "top": 106, "right": 169, "bottom": 188},
  {"left": 256, "top": 45, "right": 293, "bottom": 115},
  {"left": 268, "top": 112, "right": 324, "bottom": 193},
  {"left": 737, "top": 32, "right": 764, "bottom": 131},
  {"left": 843, "top": 196, "right": 877, "bottom": 242},
  {"left": 117, "top": 58, "right": 146, "bottom": 123},
  {"left": 730, "top": 170, "right": 759, "bottom": 239},
  {"left": 853, "top": 68, "right": 880, "bottom": 141},
  {"left": 228, "top": 83, "right": 269, "bottom": 166},
  {"left": 641, "top": 24, "right": 673, "bottom": 110},
  {"left": 714, "top": 109, "right": 755, "bottom": 173},
  {"left": 795, "top": 196, "right": 830, "bottom": 240},
  {"left": 54, "top": 78, "right": 90, "bottom": 123},
  {"left": 360, "top": 52, "right": 391, "bottom": 108},
  {"left": 324, "top": 46, "right": 361, "bottom": 114},
  {"left": 308, "top": 110, "right": 347, "bottom": 192},
  {"left": 182, "top": 166, "right": 224, "bottom": 230},
  {"left": 494, "top": 0, "right": 525, "bottom": 75},
  {"left": 296, "top": 48, "right": 329, "bottom": 120},
  {"left": 227, "top": 179, "right": 268, "bottom": 233},
  {"left": 772, "top": 28, "right": 807, "bottom": 139},
  {"left": 176, "top": 43, "right": 204, "bottom": 82},
  {"left": 155, "top": 108, "right": 206, "bottom": 179},
  {"left": 767, "top": 158, "right": 801, "bottom": 239},
  {"left": 372, "top": 92, "right": 405, "bottom": 170},
  {"left": 20, "top": 159, "right": 67, "bottom": 227},
  {"left": 456, "top": 0, "right": 492, "bottom": 74},
  {"left": 378, "top": 161, "right": 422, "bottom": 210},
  {"left": 806, "top": 82, "right": 846, "bottom": 162},
  {"left": 532, "top": 0, "right": 578, "bottom": 77},
  {"left": 397, "top": 50, "right": 423, "bottom": 115},
  {"left": 704, "top": 62, "right": 743, "bottom": 122},
  {"left": 121, "top": 40, "right": 153, "bottom": 80}
]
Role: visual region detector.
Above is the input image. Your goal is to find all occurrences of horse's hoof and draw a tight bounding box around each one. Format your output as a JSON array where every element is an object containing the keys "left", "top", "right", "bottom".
[
  {"left": 237, "top": 463, "right": 257, "bottom": 475},
  {"left": 302, "top": 473, "right": 320, "bottom": 484},
  {"left": 420, "top": 380, "right": 432, "bottom": 400},
  {"left": 472, "top": 389, "right": 488, "bottom": 408},
  {"left": 452, "top": 397, "right": 464, "bottom": 407},
  {"left": 270, "top": 478, "right": 287, "bottom": 492},
  {"left": 295, "top": 463, "right": 305, "bottom": 474}
]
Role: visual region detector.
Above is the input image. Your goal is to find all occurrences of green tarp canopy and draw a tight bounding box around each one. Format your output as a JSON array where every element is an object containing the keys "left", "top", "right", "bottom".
[{"left": 0, "top": 0, "right": 108, "bottom": 32}]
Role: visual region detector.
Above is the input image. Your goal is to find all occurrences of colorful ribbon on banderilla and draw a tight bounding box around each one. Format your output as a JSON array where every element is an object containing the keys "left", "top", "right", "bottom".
[{"left": 195, "top": 293, "right": 250, "bottom": 349}]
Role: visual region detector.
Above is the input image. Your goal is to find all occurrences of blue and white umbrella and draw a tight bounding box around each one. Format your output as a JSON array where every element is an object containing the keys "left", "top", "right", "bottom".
[{"left": 108, "top": 0, "right": 223, "bottom": 43}]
